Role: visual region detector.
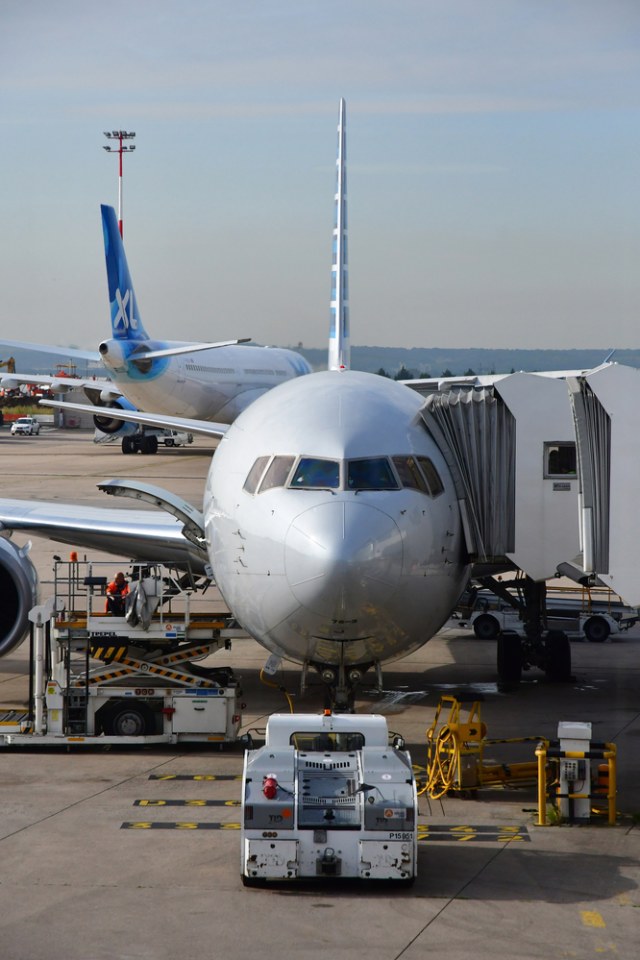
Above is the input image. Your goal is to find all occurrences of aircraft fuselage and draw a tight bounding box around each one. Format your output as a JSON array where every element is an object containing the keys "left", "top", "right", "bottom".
[
  {"left": 205, "top": 371, "right": 470, "bottom": 675},
  {"left": 99, "top": 339, "right": 312, "bottom": 423}
]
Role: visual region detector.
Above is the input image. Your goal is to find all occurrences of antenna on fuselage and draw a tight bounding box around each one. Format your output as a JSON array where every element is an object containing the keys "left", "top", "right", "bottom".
[{"left": 328, "top": 98, "right": 350, "bottom": 372}]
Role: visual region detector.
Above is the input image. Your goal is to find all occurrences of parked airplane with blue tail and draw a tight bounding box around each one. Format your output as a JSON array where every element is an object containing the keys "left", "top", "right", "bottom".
[{"left": 0, "top": 207, "right": 311, "bottom": 453}]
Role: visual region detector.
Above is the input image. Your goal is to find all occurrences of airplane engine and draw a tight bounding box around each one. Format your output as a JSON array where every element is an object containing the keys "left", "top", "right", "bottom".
[
  {"left": 0, "top": 538, "right": 39, "bottom": 657},
  {"left": 92, "top": 397, "right": 138, "bottom": 436}
]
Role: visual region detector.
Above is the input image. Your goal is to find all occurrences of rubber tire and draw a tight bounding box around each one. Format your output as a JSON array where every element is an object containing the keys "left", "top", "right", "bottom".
[
  {"left": 241, "top": 874, "right": 266, "bottom": 888},
  {"left": 121, "top": 436, "right": 135, "bottom": 454},
  {"left": 141, "top": 434, "right": 158, "bottom": 455},
  {"left": 545, "top": 630, "right": 572, "bottom": 682},
  {"left": 473, "top": 614, "right": 501, "bottom": 640},
  {"left": 497, "top": 632, "right": 522, "bottom": 684},
  {"left": 398, "top": 875, "right": 417, "bottom": 887},
  {"left": 165, "top": 437, "right": 175, "bottom": 447},
  {"left": 583, "top": 616, "right": 610, "bottom": 643},
  {"left": 101, "top": 702, "right": 154, "bottom": 737}
]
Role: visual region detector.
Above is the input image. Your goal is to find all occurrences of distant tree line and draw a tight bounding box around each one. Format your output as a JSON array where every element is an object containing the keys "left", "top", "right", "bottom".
[
  {"left": 294, "top": 345, "right": 640, "bottom": 377},
  {"left": 375, "top": 366, "right": 479, "bottom": 380}
]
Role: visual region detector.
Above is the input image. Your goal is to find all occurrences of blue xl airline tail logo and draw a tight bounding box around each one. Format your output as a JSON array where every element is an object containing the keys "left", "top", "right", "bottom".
[
  {"left": 101, "top": 204, "right": 148, "bottom": 341},
  {"left": 114, "top": 287, "right": 138, "bottom": 333}
]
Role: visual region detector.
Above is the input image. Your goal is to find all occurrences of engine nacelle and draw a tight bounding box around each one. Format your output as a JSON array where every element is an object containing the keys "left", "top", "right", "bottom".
[
  {"left": 0, "top": 538, "right": 39, "bottom": 657},
  {"left": 92, "top": 396, "right": 139, "bottom": 436}
]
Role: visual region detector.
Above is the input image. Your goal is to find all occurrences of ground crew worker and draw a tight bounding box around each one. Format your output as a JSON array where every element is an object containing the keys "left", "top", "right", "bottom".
[{"left": 106, "top": 571, "right": 129, "bottom": 615}]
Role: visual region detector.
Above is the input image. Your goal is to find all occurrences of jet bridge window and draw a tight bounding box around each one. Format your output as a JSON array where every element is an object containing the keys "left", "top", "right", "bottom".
[
  {"left": 260, "top": 456, "right": 296, "bottom": 492},
  {"left": 243, "top": 456, "right": 270, "bottom": 494},
  {"left": 290, "top": 458, "right": 340, "bottom": 489},
  {"left": 347, "top": 457, "right": 399, "bottom": 490},
  {"left": 544, "top": 442, "right": 577, "bottom": 478}
]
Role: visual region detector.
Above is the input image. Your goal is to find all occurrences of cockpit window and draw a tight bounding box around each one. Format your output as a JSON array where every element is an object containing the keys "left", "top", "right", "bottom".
[
  {"left": 243, "top": 456, "right": 270, "bottom": 494},
  {"left": 347, "top": 457, "right": 399, "bottom": 490},
  {"left": 392, "top": 456, "right": 429, "bottom": 493},
  {"left": 417, "top": 456, "right": 444, "bottom": 496},
  {"left": 290, "top": 457, "right": 340, "bottom": 489},
  {"left": 260, "top": 456, "right": 295, "bottom": 491}
]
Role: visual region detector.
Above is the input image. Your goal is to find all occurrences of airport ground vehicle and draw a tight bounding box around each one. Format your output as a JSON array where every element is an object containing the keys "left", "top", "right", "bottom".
[
  {"left": 11, "top": 416, "right": 40, "bottom": 435},
  {"left": 241, "top": 711, "right": 418, "bottom": 885},
  {"left": 160, "top": 429, "right": 194, "bottom": 447},
  {"left": 0, "top": 560, "right": 244, "bottom": 747},
  {"left": 457, "top": 586, "right": 638, "bottom": 643}
]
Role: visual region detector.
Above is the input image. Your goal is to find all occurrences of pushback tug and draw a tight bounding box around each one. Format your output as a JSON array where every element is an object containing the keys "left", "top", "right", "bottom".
[{"left": 241, "top": 710, "right": 418, "bottom": 884}]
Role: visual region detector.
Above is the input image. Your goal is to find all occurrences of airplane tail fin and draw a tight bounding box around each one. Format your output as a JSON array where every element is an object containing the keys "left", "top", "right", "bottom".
[
  {"left": 101, "top": 205, "right": 149, "bottom": 341},
  {"left": 328, "top": 98, "right": 350, "bottom": 371}
]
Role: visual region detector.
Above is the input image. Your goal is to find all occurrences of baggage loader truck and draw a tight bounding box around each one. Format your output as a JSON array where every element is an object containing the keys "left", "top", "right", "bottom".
[{"left": 0, "top": 559, "right": 244, "bottom": 747}]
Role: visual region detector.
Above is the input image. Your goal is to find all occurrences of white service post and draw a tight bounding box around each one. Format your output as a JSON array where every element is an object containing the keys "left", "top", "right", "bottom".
[{"left": 557, "top": 721, "right": 592, "bottom": 821}]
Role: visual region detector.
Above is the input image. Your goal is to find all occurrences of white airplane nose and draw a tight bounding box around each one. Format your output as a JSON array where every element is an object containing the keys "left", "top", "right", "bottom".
[{"left": 284, "top": 500, "right": 403, "bottom": 621}]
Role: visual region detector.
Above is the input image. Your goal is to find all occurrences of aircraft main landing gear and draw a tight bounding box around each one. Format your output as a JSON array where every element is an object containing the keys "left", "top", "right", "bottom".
[{"left": 121, "top": 432, "right": 159, "bottom": 455}]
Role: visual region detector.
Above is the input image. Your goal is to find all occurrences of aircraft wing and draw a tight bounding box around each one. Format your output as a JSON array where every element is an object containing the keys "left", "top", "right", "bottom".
[
  {"left": 0, "top": 339, "right": 100, "bottom": 363},
  {"left": 43, "top": 399, "right": 229, "bottom": 440},
  {"left": 0, "top": 372, "right": 119, "bottom": 396},
  {"left": 141, "top": 337, "right": 251, "bottom": 360},
  {"left": 0, "top": 498, "right": 208, "bottom": 571}
]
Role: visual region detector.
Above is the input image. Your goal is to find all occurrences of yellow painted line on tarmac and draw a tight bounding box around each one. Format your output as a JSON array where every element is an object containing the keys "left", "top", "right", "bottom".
[
  {"left": 134, "top": 799, "right": 240, "bottom": 807},
  {"left": 580, "top": 910, "right": 606, "bottom": 928},
  {"left": 148, "top": 774, "right": 241, "bottom": 781}
]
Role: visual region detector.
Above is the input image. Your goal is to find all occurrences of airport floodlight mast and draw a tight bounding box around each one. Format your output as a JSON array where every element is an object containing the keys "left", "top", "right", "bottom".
[{"left": 102, "top": 130, "right": 136, "bottom": 238}]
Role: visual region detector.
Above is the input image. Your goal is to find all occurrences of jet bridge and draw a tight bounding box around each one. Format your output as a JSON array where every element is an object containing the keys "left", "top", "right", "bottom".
[
  {"left": 567, "top": 363, "right": 640, "bottom": 607},
  {"left": 421, "top": 363, "right": 640, "bottom": 680},
  {"left": 420, "top": 372, "right": 583, "bottom": 683},
  {"left": 420, "top": 371, "right": 581, "bottom": 580}
]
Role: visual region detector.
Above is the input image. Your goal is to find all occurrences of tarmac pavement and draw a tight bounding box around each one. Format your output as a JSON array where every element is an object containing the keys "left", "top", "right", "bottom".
[{"left": 0, "top": 429, "right": 638, "bottom": 960}]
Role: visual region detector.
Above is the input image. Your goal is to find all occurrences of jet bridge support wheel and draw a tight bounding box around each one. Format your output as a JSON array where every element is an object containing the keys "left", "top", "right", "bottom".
[
  {"left": 496, "top": 631, "right": 522, "bottom": 685},
  {"left": 583, "top": 616, "right": 610, "bottom": 643},
  {"left": 473, "top": 614, "right": 500, "bottom": 640},
  {"left": 545, "top": 631, "right": 572, "bottom": 682}
]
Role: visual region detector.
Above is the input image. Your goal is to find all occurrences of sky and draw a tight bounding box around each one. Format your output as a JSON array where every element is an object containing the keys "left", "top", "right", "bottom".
[{"left": 1, "top": 0, "right": 640, "bottom": 352}]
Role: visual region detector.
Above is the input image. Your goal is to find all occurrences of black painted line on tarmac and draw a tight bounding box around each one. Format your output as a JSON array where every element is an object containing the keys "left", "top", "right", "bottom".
[{"left": 121, "top": 821, "right": 530, "bottom": 840}]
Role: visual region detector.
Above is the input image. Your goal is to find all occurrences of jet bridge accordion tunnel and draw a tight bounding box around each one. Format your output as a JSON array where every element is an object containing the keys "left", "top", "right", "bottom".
[{"left": 420, "top": 387, "right": 515, "bottom": 565}]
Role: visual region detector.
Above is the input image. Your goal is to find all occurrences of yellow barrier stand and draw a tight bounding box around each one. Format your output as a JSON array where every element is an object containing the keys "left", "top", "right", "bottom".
[{"left": 536, "top": 741, "right": 617, "bottom": 825}]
